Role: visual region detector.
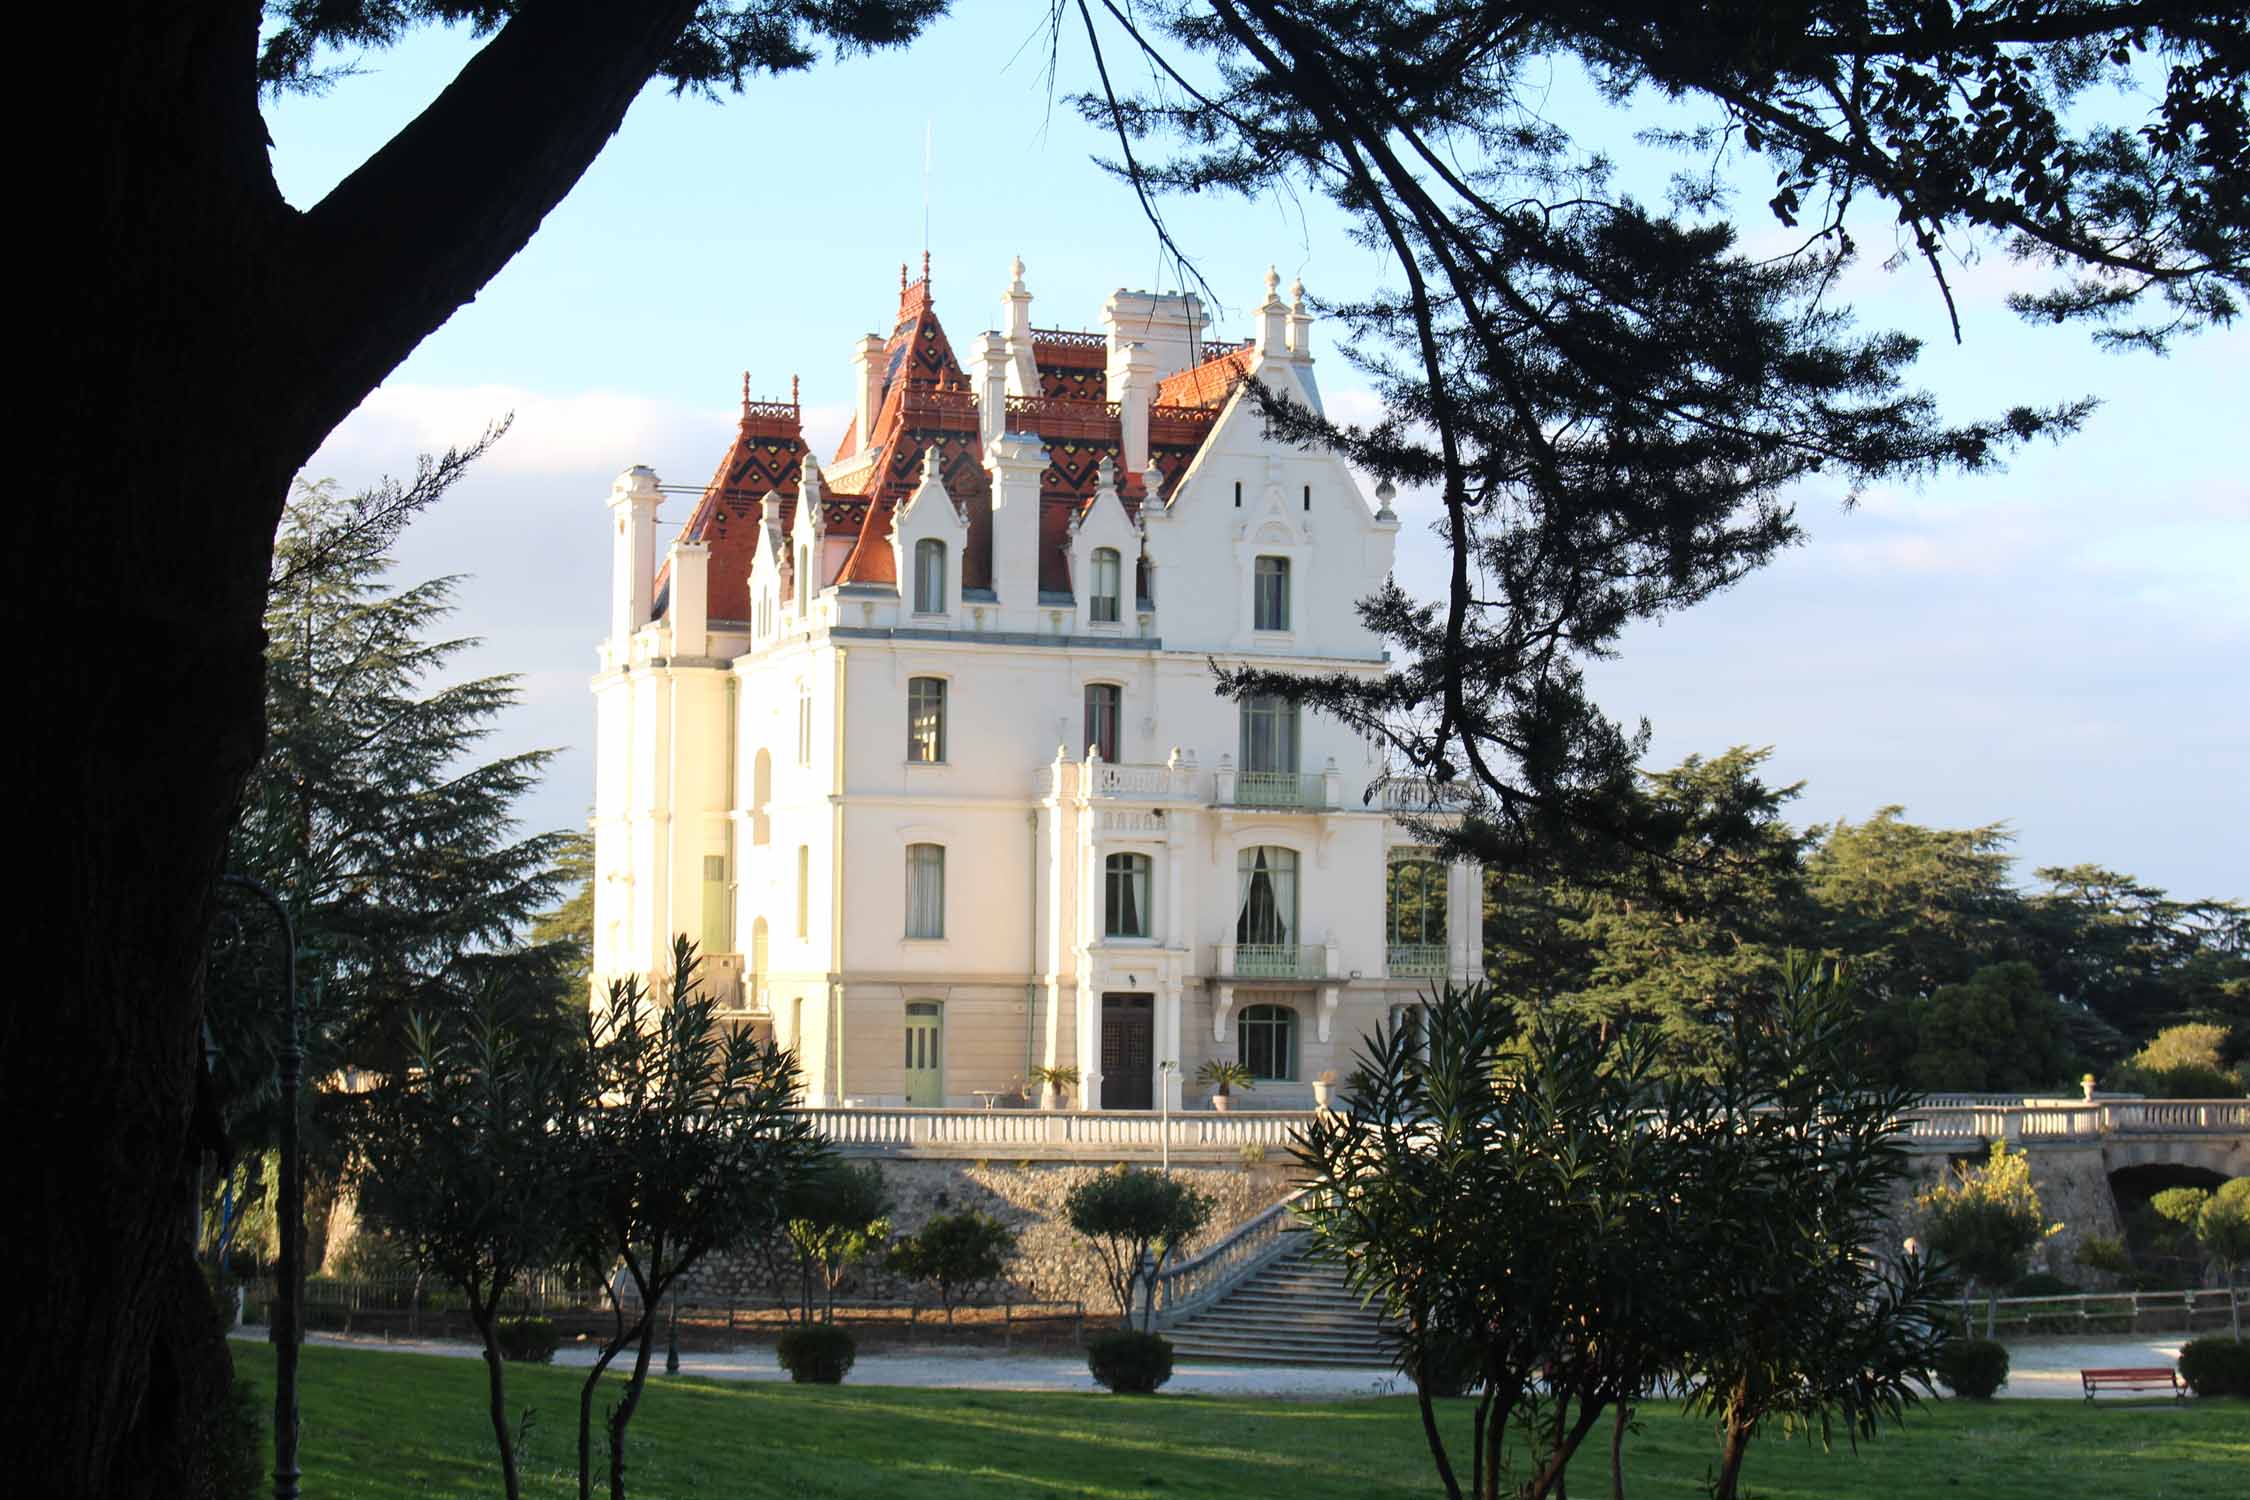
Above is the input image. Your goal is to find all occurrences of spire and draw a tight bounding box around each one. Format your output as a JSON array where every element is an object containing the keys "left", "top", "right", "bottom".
[
  {"left": 922, "top": 249, "right": 931, "bottom": 286},
  {"left": 741, "top": 371, "right": 752, "bottom": 420},
  {"left": 901, "top": 261, "right": 909, "bottom": 291}
]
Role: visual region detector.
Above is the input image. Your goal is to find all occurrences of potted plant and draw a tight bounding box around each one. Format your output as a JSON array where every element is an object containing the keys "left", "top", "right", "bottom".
[
  {"left": 1028, "top": 1064, "right": 1080, "bottom": 1110},
  {"left": 1196, "top": 1059, "right": 1255, "bottom": 1112},
  {"left": 1312, "top": 1069, "right": 1339, "bottom": 1112}
]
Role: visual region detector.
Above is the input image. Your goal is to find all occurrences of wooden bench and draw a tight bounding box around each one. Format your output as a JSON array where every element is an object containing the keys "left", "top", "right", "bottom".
[{"left": 2080, "top": 1365, "right": 2184, "bottom": 1400}]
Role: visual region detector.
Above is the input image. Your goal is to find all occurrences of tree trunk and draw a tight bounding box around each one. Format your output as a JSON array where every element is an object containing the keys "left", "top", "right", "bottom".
[
  {"left": 1609, "top": 1402, "right": 1631, "bottom": 1500},
  {"left": 1712, "top": 1409, "right": 1754, "bottom": 1500},
  {"left": 474, "top": 1308, "right": 523, "bottom": 1500},
  {"left": 608, "top": 1305, "right": 663, "bottom": 1500}
]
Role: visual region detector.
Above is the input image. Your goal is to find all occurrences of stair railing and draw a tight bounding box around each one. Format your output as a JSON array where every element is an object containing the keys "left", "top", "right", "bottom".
[{"left": 1151, "top": 1187, "right": 1309, "bottom": 1328}]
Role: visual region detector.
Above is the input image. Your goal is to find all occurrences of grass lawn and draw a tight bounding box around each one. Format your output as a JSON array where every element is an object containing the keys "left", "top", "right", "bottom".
[{"left": 232, "top": 1343, "right": 2247, "bottom": 1499}]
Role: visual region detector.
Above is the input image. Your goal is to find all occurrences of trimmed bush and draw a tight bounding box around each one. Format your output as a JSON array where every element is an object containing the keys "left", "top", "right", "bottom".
[
  {"left": 495, "top": 1316, "right": 558, "bottom": 1364},
  {"left": 1087, "top": 1329, "right": 1175, "bottom": 1394},
  {"left": 1935, "top": 1337, "right": 2010, "bottom": 1399},
  {"left": 776, "top": 1324, "right": 857, "bottom": 1384},
  {"left": 2177, "top": 1337, "right": 2250, "bottom": 1398}
]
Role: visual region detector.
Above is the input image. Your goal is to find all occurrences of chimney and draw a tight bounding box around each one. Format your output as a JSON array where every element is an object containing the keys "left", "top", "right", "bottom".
[
  {"left": 607, "top": 465, "right": 662, "bottom": 650},
  {"left": 849, "top": 333, "right": 886, "bottom": 451},
  {"left": 986, "top": 431, "right": 1046, "bottom": 629},
  {"left": 1116, "top": 341, "right": 1157, "bottom": 476},
  {"left": 971, "top": 331, "right": 1010, "bottom": 446},
  {"left": 666, "top": 539, "right": 708, "bottom": 658}
]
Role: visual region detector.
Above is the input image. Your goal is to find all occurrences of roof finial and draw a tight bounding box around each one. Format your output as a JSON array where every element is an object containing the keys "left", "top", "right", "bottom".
[
  {"left": 741, "top": 372, "right": 751, "bottom": 417},
  {"left": 922, "top": 249, "right": 931, "bottom": 285},
  {"left": 791, "top": 373, "right": 800, "bottom": 407},
  {"left": 1264, "top": 265, "right": 1281, "bottom": 299},
  {"left": 1289, "top": 276, "right": 1306, "bottom": 312},
  {"left": 901, "top": 261, "right": 909, "bottom": 292}
]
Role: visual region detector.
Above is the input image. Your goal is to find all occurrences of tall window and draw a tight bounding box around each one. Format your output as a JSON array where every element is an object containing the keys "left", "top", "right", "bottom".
[
  {"left": 906, "top": 844, "right": 946, "bottom": 938},
  {"left": 1105, "top": 852, "right": 1152, "bottom": 938},
  {"left": 1254, "top": 555, "right": 1290, "bottom": 630},
  {"left": 1239, "top": 695, "right": 1300, "bottom": 773},
  {"left": 914, "top": 538, "right": 947, "bottom": 613},
  {"left": 1386, "top": 858, "right": 1447, "bottom": 947},
  {"left": 795, "top": 845, "right": 810, "bottom": 939},
  {"left": 907, "top": 677, "right": 947, "bottom": 763},
  {"left": 1084, "top": 683, "right": 1120, "bottom": 761},
  {"left": 1239, "top": 1003, "right": 1297, "bottom": 1080},
  {"left": 750, "top": 918, "right": 769, "bottom": 1008},
  {"left": 701, "top": 852, "right": 731, "bottom": 954},
  {"left": 796, "top": 544, "right": 811, "bottom": 609},
  {"left": 796, "top": 681, "right": 812, "bottom": 766},
  {"left": 751, "top": 748, "right": 772, "bottom": 844},
  {"left": 1089, "top": 547, "right": 1121, "bottom": 623},
  {"left": 1236, "top": 845, "right": 1298, "bottom": 946}
]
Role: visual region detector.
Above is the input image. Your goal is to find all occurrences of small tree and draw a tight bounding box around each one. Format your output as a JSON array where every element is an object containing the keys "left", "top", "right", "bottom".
[
  {"left": 779, "top": 1162, "right": 894, "bottom": 1325},
  {"left": 565, "top": 939, "right": 823, "bottom": 1500},
  {"left": 2198, "top": 1180, "right": 2250, "bottom": 1339},
  {"left": 1917, "top": 1141, "right": 2060, "bottom": 1336},
  {"left": 887, "top": 1211, "right": 1019, "bottom": 1328},
  {"left": 1064, "top": 1168, "right": 1214, "bottom": 1331},
  {"left": 354, "top": 1006, "right": 577, "bottom": 1500}
]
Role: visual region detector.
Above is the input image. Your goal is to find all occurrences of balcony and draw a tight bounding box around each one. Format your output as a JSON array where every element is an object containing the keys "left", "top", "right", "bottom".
[
  {"left": 1229, "top": 771, "right": 1329, "bottom": 809},
  {"left": 1219, "top": 941, "right": 1334, "bottom": 982},
  {"left": 1370, "top": 775, "right": 1474, "bottom": 813},
  {"left": 1386, "top": 943, "right": 1448, "bottom": 979},
  {"left": 1034, "top": 754, "right": 1206, "bottom": 803}
]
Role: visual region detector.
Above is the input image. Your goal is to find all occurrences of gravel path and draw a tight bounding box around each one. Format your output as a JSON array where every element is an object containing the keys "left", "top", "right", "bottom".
[{"left": 230, "top": 1328, "right": 2193, "bottom": 1401}]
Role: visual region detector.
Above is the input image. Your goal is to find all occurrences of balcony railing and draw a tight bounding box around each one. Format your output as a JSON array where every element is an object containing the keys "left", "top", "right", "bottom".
[
  {"left": 1227, "top": 771, "right": 1329, "bottom": 809},
  {"left": 1034, "top": 756, "right": 1205, "bottom": 803},
  {"left": 1225, "top": 942, "right": 1328, "bottom": 980},
  {"left": 1387, "top": 943, "right": 1448, "bottom": 978},
  {"left": 1371, "top": 776, "right": 1474, "bottom": 812}
]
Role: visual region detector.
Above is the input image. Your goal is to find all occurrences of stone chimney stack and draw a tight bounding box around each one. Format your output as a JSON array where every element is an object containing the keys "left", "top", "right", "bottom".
[
  {"left": 1116, "top": 340, "right": 1157, "bottom": 476},
  {"left": 607, "top": 465, "right": 662, "bottom": 650},
  {"left": 1254, "top": 266, "right": 1289, "bottom": 361},
  {"left": 666, "top": 538, "right": 708, "bottom": 658},
  {"left": 986, "top": 430, "right": 1046, "bottom": 630},
  {"left": 849, "top": 334, "right": 886, "bottom": 451},
  {"left": 972, "top": 330, "right": 1010, "bottom": 446}
]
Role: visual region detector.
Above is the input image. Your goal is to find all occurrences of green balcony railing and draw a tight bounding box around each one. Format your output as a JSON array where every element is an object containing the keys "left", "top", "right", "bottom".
[
  {"left": 1387, "top": 944, "right": 1448, "bottom": 978},
  {"left": 1230, "top": 943, "right": 1325, "bottom": 979},
  {"left": 1231, "top": 771, "right": 1328, "bottom": 809}
]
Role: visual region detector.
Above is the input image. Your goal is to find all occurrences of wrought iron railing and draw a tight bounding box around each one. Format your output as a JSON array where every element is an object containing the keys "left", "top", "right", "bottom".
[
  {"left": 1230, "top": 771, "right": 1327, "bottom": 809},
  {"left": 1230, "top": 943, "right": 1325, "bottom": 980},
  {"left": 1386, "top": 944, "right": 1448, "bottom": 978}
]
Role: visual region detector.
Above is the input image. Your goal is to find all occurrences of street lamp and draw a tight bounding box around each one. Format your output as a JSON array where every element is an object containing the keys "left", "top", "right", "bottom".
[{"left": 218, "top": 874, "right": 304, "bottom": 1500}]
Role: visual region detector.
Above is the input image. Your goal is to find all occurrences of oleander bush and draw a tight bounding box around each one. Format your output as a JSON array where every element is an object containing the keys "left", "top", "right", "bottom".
[
  {"left": 1405, "top": 1331, "right": 1483, "bottom": 1399},
  {"left": 2176, "top": 1337, "right": 2250, "bottom": 1398},
  {"left": 1935, "top": 1338, "right": 2010, "bottom": 1399},
  {"left": 776, "top": 1324, "right": 858, "bottom": 1384},
  {"left": 495, "top": 1317, "right": 559, "bottom": 1364},
  {"left": 1087, "top": 1329, "right": 1175, "bottom": 1394}
]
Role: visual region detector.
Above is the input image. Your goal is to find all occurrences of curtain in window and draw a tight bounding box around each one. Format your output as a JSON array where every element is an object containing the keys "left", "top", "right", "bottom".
[
  {"left": 1235, "top": 846, "right": 1296, "bottom": 945},
  {"left": 915, "top": 539, "right": 946, "bottom": 613},
  {"left": 1239, "top": 695, "right": 1299, "bottom": 773},
  {"left": 1254, "top": 555, "right": 1290, "bottom": 630},
  {"left": 907, "top": 677, "right": 946, "bottom": 762},
  {"left": 1239, "top": 1003, "right": 1297, "bottom": 1080},
  {"left": 1105, "top": 852, "right": 1150, "bottom": 938},
  {"left": 906, "top": 844, "right": 946, "bottom": 938},
  {"left": 1084, "top": 683, "right": 1120, "bottom": 761},
  {"left": 1090, "top": 547, "right": 1121, "bottom": 623}
]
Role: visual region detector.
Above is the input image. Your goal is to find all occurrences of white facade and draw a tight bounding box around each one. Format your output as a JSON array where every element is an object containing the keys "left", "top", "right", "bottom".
[{"left": 591, "top": 262, "right": 1478, "bottom": 1110}]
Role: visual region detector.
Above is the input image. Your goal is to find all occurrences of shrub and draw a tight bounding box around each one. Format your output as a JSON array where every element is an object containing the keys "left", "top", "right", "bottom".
[
  {"left": 495, "top": 1316, "right": 559, "bottom": 1364},
  {"left": 1934, "top": 1337, "right": 2010, "bottom": 1399},
  {"left": 1087, "top": 1329, "right": 1175, "bottom": 1394},
  {"left": 2008, "top": 1272, "right": 2078, "bottom": 1297},
  {"left": 2177, "top": 1337, "right": 2250, "bottom": 1397},
  {"left": 776, "top": 1324, "right": 857, "bottom": 1384},
  {"left": 1405, "top": 1331, "right": 1483, "bottom": 1398},
  {"left": 201, "top": 1369, "right": 265, "bottom": 1500}
]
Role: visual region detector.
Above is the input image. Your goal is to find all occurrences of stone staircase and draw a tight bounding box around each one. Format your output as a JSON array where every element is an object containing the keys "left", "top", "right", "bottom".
[{"left": 1163, "top": 1232, "right": 1394, "bottom": 1366}]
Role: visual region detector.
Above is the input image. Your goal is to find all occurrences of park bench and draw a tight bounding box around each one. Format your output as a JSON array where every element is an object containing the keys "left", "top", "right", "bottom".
[{"left": 2079, "top": 1365, "right": 2184, "bottom": 1400}]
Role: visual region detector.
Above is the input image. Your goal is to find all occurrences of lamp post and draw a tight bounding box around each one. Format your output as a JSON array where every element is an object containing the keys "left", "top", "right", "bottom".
[
  {"left": 1157, "top": 1060, "right": 1178, "bottom": 1174},
  {"left": 218, "top": 874, "right": 303, "bottom": 1500}
]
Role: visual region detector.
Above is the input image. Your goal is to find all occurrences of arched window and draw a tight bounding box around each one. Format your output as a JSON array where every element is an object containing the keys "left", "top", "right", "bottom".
[
  {"left": 1084, "top": 682, "right": 1120, "bottom": 761},
  {"left": 1254, "top": 555, "right": 1290, "bottom": 630},
  {"left": 905, "top": 843, "right": 946, "bottom": 938},
  {"left": 907, "top": 677, "right": 946, "bottom": 763},
  {"left": 1386, "top": 856, "right": 1448, "bottom": 976},
  {"left": 1235, "top": 845, "right": 1298, "bottom": 948},
  {"left": 751, "top": 748, "right": 772, "bottom": 845},
  {"left": 1239, "top": 1003, "right": 1297, "bottom": 1081},
  {"left": 1104, "top": 851, "right": 1152, "bottom": 938},
  {"left": 914, "top": 538, "right": 947, "bottom": 613},
  {"left": 1089, "top": 547, "right": 1122, "bottom": 623}
]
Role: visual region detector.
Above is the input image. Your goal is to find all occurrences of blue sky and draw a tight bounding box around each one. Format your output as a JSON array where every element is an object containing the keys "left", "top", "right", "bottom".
[{"left": 279, "top": 11, "right": 2247, "bottom": 898}]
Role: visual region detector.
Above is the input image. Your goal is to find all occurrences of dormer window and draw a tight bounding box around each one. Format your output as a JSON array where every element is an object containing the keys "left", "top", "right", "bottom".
[
  {"left": 1090, "top": 547, "right": 1121, "bottom": 624},
  {"left": 1254, "top": 555, "right": 1291, "bottom": 631},
  {"left": 914, "top": 538, "right": 947, "bottom": 613}
]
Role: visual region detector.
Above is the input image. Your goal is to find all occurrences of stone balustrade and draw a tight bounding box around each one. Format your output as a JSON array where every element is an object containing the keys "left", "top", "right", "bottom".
[
  {"left": 1901, "top": 1099, "right": 2250, "bottom": 1144},
  {"left": 799, "top": 1105, "right": 1316, "bottom": 1160}
]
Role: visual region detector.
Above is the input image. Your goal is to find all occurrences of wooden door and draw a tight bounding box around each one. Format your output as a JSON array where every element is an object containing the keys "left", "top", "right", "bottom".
[
  {"left": 904, "top": 1002, "right": 943, "bottom": 1106},
  {"left": 1100, "top": 994, "right": 1154, "bottom": 1110}
]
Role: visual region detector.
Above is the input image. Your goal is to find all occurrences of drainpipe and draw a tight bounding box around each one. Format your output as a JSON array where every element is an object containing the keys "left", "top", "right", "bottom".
[{"left": 1025, "top": 809, "right": 1039, "bottom": 1091}]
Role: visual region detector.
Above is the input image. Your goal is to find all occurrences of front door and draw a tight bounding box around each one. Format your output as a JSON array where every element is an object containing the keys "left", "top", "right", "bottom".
[
  {"left": 904, "top": 1002, "right": 943, "bottom": 1106},
  {"left": 1100, "top": 994, "right": 1154, "bottom": 1110}
]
